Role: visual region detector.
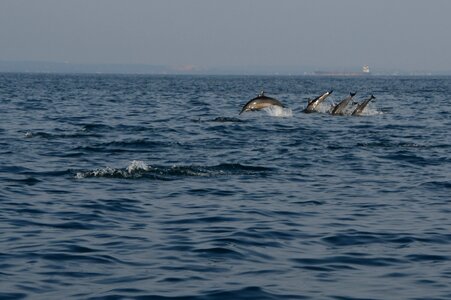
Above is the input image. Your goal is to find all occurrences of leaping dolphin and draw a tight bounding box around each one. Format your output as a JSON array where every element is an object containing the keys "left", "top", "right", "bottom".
[
  {"left": 303, "top": 90, "right": 333, "bottom": 113},
  {"left": 239, "top": 91, "right": 284, "bottom": 115},
  {"left": 330, "top": 92, "right": 356, "bottom": 115},
  {"left": 351, "top": 95, "right": 376, "bottom": 116}
]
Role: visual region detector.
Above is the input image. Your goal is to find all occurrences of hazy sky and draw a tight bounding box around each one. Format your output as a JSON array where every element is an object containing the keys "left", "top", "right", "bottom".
[{"left": 1, "top": 0, "right": 451, "bottom": 72}]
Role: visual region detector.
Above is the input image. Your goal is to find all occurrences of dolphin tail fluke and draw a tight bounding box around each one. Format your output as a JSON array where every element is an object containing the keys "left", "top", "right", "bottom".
[
  {"left": 329, "top": 90, "right": 334, "bottom": 94},
  {"left": 370, "top": 95, "right": 376, "bottom": 100},
  {"left": 350, "top": 92, "right": 356, "bottom": 97}
]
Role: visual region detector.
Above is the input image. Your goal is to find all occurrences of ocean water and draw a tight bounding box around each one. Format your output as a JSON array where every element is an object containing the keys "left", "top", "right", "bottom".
[{"left": 0, "top": 73, "right": 450, "bottom": 300}]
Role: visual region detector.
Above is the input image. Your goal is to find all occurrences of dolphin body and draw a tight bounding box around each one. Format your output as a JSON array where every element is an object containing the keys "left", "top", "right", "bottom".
[
  {"left": 303, "top": 90, "right": 333, "bottom": 113},
  {"left": 351, "top": 95, "right": 376, "bottom": 116},
  {"left": 239, "top": 91, "right": 284, "bottom": 115},
  {"left": 330, "top": 92, "right": 357, "bottom": 115}
]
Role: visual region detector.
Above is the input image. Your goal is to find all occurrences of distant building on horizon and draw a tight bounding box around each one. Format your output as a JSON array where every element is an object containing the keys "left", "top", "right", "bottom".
[{"left": 362, "top": 65, "right": 370, "bottom": 73}]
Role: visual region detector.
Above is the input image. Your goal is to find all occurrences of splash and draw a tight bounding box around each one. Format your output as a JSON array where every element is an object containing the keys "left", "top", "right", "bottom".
[
  {"left": 263, "top": 106, "right": 293, "bottom": 117},
  {"left": 359, "top": 106, "right": 383, "bottom": 116},
  {"left": 317, "top": 103, "right": 334, "bottom": 114}
]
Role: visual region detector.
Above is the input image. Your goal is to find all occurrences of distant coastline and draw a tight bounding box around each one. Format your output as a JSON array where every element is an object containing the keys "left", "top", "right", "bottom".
[{"left": 0, "top": 61, "right": 448, "bottom": 76}]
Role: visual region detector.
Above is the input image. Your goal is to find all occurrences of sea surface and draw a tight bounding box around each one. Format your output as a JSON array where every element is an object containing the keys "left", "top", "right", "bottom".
[{"left": 0, "top": 73, "right": 450, "bottom": 300}]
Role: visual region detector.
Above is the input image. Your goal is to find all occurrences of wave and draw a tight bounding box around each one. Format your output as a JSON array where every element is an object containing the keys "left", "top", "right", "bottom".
[
  {"left": 321, "top": 230, "right": 451, "bottom": 247},
  {"left": 192, "top": 117, "right": 246, "bottom": 123},
  {"left": 291, "top": 255, "right": 403, "bottom": 268},
  {"left": 3, "top": 177, "right": 41, "bottom": 186},
  {"left": 420, "top": 180, "right": 451, "bottom": 190},
  {"left": 24, "top": 130, "right": 102, "bottom": 139},
  {"left": 85, "top": 286, "right": 305, "bottom": 300},
  {"left": 75, "top": 160, "right": 271, "bottom": 180},
  {"left": 210, "top": 116, "right": 245, "bottom": 123},
  {"left": 73, "top": 139, "right": 178, "bottom": 154},
  {"left": 0, "top": 293, "right": 27, "bottom": 300},
  {"left": 80, "top": 123, "right": 115, "bottom": 132}
]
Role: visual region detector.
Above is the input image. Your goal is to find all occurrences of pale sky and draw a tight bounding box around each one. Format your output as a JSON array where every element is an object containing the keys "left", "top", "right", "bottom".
[{"left": 1, "top": 0, "right": 451, "bottom": 72}]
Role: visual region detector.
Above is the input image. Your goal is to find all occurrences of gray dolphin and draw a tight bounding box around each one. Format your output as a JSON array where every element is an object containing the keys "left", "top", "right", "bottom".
[
  {"left": 351, "top": 95, "right": 376, "bottom": 116},
  {"left": 330, "top": 92, "right": 356, "bottom": 115},
  {"left": 239, "top": 91, "right": 284, "bottom": 115},
  {"left": 303, "top": 90, "right": 333, "bottom": 113}
]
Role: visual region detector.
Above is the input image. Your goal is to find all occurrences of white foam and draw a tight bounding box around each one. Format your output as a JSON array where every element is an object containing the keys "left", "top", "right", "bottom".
[
  {"left": 75, "top": 160, "right": 151, "bottom": 179},
  {"left": 75, "top": 167, "right": 118, "bottom": 179},
  {"left": 126, "top": 160, "right": 150, "bottom": 173},
  {"left": 263, "top": 105, "right": 293, "bottom": 117},
  {"left": 75, "top": 172, "right": 86, "bottom": 179}
]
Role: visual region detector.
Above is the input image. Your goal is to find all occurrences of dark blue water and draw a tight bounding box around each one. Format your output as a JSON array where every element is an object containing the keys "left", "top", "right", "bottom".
[{"left": 1, "top": 73, "right": 450, "bottom": 299}]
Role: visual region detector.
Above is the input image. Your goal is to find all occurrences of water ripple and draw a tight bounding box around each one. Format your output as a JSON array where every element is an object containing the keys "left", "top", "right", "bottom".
[{"left": 1, "top": 74, "right": 451, "bottom": 300}]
